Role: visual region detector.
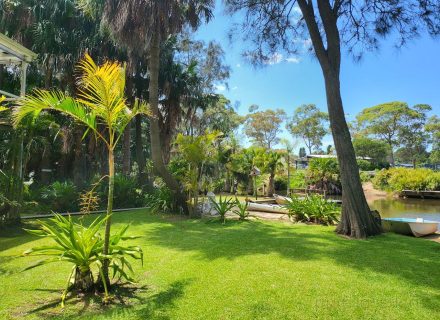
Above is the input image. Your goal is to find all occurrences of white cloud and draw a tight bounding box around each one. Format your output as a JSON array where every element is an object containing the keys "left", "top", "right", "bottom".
[
  {"left": 266, "top": 53, "right": 284, "bottom": 65},
  {"left": 236, "top": 63, "right": 241, "bottom": 68},
  {"left": 285, "top": 57, "right": 300, "bottom": 63},
  {"left": 265, "top": 53, "right": 300, "bottom": 65},
  {"left": 215, "top": 84, "right": 226, "bottom": 92},
  {"left": 232, "top": 86, "right": 238, "bottom": 90}
]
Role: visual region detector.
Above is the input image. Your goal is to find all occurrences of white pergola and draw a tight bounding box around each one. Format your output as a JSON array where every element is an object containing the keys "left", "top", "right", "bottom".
[{"left": 0, "top": 32, "right": 37, "bottom": 100}]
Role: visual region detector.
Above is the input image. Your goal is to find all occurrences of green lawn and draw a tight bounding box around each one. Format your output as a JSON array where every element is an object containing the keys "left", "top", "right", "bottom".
[{"left": 1, "top": 210, "right": 439, "bottom": 319}]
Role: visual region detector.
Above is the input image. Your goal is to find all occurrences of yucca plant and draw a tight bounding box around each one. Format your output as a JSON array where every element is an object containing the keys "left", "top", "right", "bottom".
[
  {"left": 23, "top": 214, "right": 143, "bottom": 306},
  {"left": 13, "top": 54, "right": 150, "bottom": 284},
  {"left": 233, "top": 198, "right": 249, "bottom": 221},
  {"left": 210, "top": 196, "right": 234, "bottom": 224}
]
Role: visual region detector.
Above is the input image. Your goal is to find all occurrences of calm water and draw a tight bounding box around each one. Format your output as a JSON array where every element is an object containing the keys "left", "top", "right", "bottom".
[{"left": 369, "top": 198, "right": 440, "bottom": 222}]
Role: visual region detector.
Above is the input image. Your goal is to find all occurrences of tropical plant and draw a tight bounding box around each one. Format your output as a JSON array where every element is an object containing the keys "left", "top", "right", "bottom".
[
  {"left": 13, "top": 54, "right": 150, "bottom": 285},
  {"left": 39, "top": 181, "right": 78, "bottom": 212},
  {"left": 306, "top": 158, "right": 341, "bottom": 194},
  {"left": 210, "top": 196, "right": 234, "bottom": 224},
  {"left": 23, "top": 214, "right": 143, "bottom": 306},
  {"left": 174, "top": 131, "right": 222, "bottom": 217},
  {"left": 144, "top": 186, "right": 174, "bottom": 213},
  {"left": 232, "top": 198, "right": 249, "bottom": 221},
  {"left": 283, "top": 195, "right": 339, "bottom": 226}
]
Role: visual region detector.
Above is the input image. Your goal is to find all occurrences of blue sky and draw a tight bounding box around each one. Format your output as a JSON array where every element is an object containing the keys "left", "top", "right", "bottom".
[{"left": 195, "top": 2, "right": 440, "bottom": 150}]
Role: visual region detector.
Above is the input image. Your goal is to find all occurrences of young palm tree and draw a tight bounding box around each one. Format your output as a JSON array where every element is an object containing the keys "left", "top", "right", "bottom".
[{"left": 13, "top": 54, "right": 150, "bottom": 285}]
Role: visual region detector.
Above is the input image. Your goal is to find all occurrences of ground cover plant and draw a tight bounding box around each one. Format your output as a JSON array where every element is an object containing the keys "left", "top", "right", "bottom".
[
  {"left": 0, "top": 210, "right": 439, "bottom": 319},
  {"left": 284, "top": 195, "right": 340, "bottom": 225}
]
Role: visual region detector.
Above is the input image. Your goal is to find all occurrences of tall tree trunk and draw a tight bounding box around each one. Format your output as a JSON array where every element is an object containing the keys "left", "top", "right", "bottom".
[
  {"left": 148, "top": 32, "right": 188, "bottom": 214},
  {"left": 267, "top": 172, "right": 275, "bottom": 196},
  {"left": 135, "top": 115, "right": 147, "bottom": 184},
  {"left": 122, "top": 123, "right": 131, "bottom": 175},
  {"left": 388, "top": 142, "right": 395, "bottom": 166},
  {"left": 298, "top": 0, "right": 381, "bottom": 238}
]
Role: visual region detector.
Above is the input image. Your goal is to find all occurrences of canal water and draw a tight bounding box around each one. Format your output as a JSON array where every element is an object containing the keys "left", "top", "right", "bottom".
[{"left": 369, "top": 198, "right": 440, "bottom": 221}]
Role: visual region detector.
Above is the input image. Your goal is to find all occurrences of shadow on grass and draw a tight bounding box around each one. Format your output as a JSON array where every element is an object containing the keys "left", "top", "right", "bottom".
[
  {"left": 24, "top": 280, "right": 189, "bottom": 320},
  {"left": 140, "top": 216, "right": 440, "bottom": 310}
]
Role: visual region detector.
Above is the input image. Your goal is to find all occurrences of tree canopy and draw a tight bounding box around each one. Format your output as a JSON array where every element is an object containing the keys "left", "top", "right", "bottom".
[{"left": 287, "top": 104, "right": 328, "bottom": 154}]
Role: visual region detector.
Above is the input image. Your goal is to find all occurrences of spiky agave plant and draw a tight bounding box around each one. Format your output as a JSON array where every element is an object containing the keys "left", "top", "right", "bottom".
[
  {"left": 13, "top": 54, "right": 150, "bottom": 285},
  {"left": 23, "top": 214, "right": 143, "bottom": 306}
]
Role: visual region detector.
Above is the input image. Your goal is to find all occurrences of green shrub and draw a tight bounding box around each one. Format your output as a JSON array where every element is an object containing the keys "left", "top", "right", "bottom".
[
  {"left": 283, "top": 194, "right": 340, "bottom": 225},
  {"left": 112, "top": 175, "right": 143, "bottom": 208},
  {"left": 23, "top": 214, "right": 143, "bottom": 306},
  {"left": 274, "top": 176, "right": 288, "bottom": 191},
  {"left": 290, "top": 170, "right": 306, "bottom": 189},
  {"left": 373, "top": 168, "right": 440, "bottom": 192},
  {"left": 144, "top": 186, "right": 174, "bottom": 213},
  {"left": 357, "top": 159, "right": 375, "bottom": 171},
  {"left": 39, "top": 181, "right": 78, "bottom": 212}
]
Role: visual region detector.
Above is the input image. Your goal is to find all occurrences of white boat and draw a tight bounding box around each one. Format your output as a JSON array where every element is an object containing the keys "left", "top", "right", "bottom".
[
  {"left": 382, "top": 217, "right": 439, "bottom": 237},
  {"left": 247, "top": 202, "right": 288, "bottom": 214},
  {"left": 273, "top": 194, "right": 292, "bottom": 205}
]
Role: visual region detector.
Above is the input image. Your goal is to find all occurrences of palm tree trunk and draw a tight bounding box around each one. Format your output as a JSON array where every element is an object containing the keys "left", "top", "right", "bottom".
[
  {"left": 102, "top": 148, "right": 114, "bottom": 286},
  {"left": 135, "top": 115, "right": 147, "bottom": 184},
  {"left": 148, "top": 32, "right": 188, "bottom": 214}
]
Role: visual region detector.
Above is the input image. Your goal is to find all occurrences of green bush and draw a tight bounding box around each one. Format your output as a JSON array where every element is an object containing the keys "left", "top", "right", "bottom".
[
  {"left": 373, "top": 168, "right": 440, "bottom": 192},
  {"left": 144, "top": 186, "right": 174, "bottom": 213},
  {"left": 274, "top": 176, "right": 288, "bottom": 191},
  {"left": 39, "top": 181, "right": 79, "bottom": 212},
  {"left": 112, "top": 175, "right": 144, "bottom": 208},
  {"left": 290, "top": 170, "right": 306, "bottom": 189},
  {"left": 357, "top": 159, "right": 375, "bottom": 171},
  {"left": 283, "top": 194, "right": 340, "bottom": 225}
]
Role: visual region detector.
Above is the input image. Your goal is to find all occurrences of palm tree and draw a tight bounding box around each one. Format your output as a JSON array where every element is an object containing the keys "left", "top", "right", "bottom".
[
  {"left": 13, "top": 54, "right": 150, "bottom": 285},
  {"left": 100, "top": 0, "right": 214, "bottom": 213}
]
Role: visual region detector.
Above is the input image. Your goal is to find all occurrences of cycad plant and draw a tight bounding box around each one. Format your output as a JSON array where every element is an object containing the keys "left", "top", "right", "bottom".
[
  {"left": 24, "top": 214, "right": 143, "bottom": 306},
  {"left": 13, "top": 54, "right": 150, "bottom": 284}
]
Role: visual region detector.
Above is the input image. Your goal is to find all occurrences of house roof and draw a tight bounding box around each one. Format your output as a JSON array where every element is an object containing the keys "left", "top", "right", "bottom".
[{"left": 0, "top": 33, "right": 37, "bottom": 64}]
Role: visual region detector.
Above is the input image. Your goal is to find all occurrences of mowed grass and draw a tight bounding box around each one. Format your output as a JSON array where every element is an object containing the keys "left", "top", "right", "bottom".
[{"left": 0, "top": 210, "right": 439, "bottom": 319}]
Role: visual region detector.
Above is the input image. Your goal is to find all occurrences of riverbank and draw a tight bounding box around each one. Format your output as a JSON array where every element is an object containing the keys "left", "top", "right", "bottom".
[{"left": 363, "top": 182, "right": 390, "bottom": 202}]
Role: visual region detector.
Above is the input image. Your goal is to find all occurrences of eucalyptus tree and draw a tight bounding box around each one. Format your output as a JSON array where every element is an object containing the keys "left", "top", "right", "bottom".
[
  {"left": 426, "top": 116, "right": 440, "bottom": 164},
  {"left": 287, "top": 104, "right": 328, "bottom": 154},
  {"left": 13, "top": 54, "right": 149, "bottom": 285},
  {"left": 356, "top": 102, "right": 414, "bottom": 166},
  {"left": 226, "top": 0, "right": 440, "bottom": 238},
  {"left": 99, "top": 0, "right": 215, "bottom": 212},
  {"left": 244, "top": 108, "right": 286, "bottom": 149}
]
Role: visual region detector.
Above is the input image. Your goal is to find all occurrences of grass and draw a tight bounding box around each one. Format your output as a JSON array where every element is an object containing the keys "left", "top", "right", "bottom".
[{"left": 0, "top": 210, "right": 439, "bottom": 319}]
